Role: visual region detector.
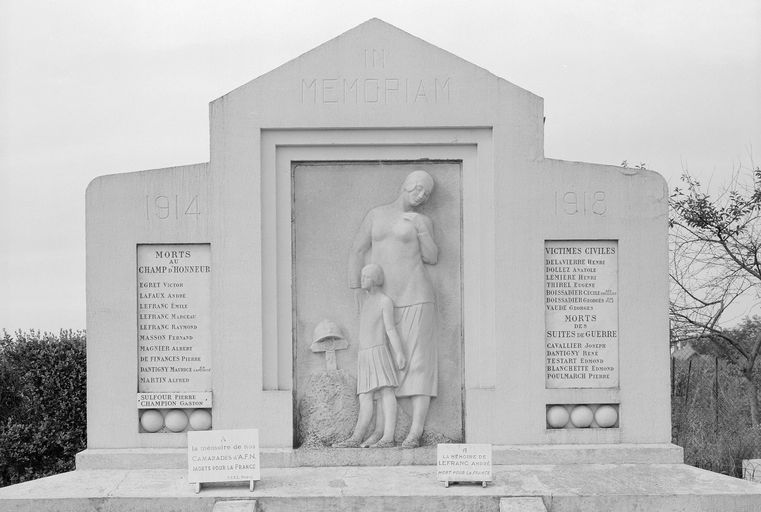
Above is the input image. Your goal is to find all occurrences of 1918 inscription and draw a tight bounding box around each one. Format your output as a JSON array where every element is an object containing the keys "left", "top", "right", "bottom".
[{"left": 554, "top": 191, "right": 606, "bottom": 216}]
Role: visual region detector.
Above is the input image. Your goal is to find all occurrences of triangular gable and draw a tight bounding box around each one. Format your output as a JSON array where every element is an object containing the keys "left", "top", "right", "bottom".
[{"left": 214, "top": 18, "right": 537, "bottom": 107}]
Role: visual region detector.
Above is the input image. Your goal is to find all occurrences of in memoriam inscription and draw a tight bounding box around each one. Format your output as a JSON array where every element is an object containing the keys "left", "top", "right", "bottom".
[
  {"left": 300, "top": 47, "right": 450, "bottom": 105},
  {"left": 300, "top": 77, "right": 450, "bottom": 105},
  {"left": 137, "top": 244, "right": 212, "bottom": 394},
  {"left": 545, "top": 240, "right": 618, "bottom": 389}
]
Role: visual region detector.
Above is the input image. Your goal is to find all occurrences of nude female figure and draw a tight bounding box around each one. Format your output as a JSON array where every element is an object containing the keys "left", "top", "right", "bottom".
[{"left": 348, "top": 170, "right": 438, "bottom": 448}]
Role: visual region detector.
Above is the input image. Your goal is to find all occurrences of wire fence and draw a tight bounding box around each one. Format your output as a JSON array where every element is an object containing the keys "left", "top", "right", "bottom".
[{"left": 672, "top": 352, "right": 761, "bottom": 478}]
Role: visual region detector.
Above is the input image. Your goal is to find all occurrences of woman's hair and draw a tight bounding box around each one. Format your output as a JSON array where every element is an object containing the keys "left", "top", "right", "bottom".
[{"left": 402, "top": 170, "right": 434, "bottom": 195}]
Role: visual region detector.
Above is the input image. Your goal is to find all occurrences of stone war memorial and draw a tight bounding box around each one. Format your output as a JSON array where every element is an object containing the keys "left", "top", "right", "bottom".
[{"left": 2, "top": 18, "right": 761, "bottom": 512}]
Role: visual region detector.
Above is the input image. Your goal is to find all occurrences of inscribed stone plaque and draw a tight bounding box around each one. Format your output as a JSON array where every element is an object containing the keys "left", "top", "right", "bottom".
[
  {"left": 188, "top": 429, "right": 260, "bottom": 484},
  {"left": 137, "top": 392, "right": 212, "bottom": 409},
  {"left": 436, "top": 443, "right": 493, "bottom": 482},
  {"left": 137, "top": 244, "right": 212, "bottom": 393},
  {"left": 545, "top": 240, "right": 618, "bottom": 388}
]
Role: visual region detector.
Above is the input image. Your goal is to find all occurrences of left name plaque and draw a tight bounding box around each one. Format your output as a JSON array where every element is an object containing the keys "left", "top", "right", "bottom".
[{"left": 137, "top": 244, "right": 212, "bottom": 396}]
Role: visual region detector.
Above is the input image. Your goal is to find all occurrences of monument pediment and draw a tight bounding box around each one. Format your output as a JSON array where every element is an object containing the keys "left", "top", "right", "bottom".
[{"left": 211, "top": 18, "right": 540, "bottom": 132}]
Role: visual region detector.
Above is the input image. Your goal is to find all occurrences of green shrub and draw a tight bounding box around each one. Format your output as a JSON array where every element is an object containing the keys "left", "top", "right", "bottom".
[{"left": 0, "top": 330, "right": 86, "bottom": 487}]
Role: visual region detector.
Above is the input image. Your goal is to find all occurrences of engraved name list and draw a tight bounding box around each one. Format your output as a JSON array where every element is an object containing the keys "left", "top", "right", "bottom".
[
  {"left": 137, "top": 244, "right": 212, "bottom": 399},
  {"left": 545, "top": 240, "right": 619, "bottom": 389}
]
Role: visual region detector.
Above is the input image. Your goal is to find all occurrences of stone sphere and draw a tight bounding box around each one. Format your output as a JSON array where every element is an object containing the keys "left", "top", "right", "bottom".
[
  {"left": 546, "top": 405, "right": 570, "bottom": 428},
  {"left": 140, "top": 409, "right": 164, "bottom": 433},
  {"left": 189, "top": 409, "right": 213, "bottom": 431},
  {"left": 164, "top": 409, "right": 189, "bottom": 432},
  {"left": 594, "top": 405, "right": 619, "bottom": 428},
  {"left": 570, "top": 405, "right": 594, "bottom": 428}
]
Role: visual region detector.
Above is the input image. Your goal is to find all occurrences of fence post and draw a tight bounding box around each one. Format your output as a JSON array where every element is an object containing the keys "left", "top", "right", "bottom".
[
  {"left": 714, "top": 356, "right": 719, "bottom": 436},
  {"left": 685, "top": 359, "right": 692, "bottom": 402}
]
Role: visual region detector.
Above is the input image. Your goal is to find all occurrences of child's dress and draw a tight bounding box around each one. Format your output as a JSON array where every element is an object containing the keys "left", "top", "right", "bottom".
[
  {"left": 356, "top": 342, "right": 399, "bottom": 394},
  {"left": 356, "top": 297, "right": 399, "bottom": 394}
]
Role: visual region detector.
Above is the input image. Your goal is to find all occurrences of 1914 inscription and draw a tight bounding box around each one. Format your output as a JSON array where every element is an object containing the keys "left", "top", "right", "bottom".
[
  {"left": 146, "top": 194, "right": 200, "bottom": 221},
  {"left": 137, "top": 244, "right": 212, "bottom": 393},
  {"left": 545, "top": 240, "right": 619, "bottom": 388}
]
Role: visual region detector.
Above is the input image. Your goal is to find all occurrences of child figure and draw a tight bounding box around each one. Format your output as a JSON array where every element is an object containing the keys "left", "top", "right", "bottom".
[{"left": 333, "top": 264, "right": 406, "bottom": 448}]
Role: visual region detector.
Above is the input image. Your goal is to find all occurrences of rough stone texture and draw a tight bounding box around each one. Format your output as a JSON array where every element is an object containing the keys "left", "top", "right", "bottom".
[
  {"left": 500, "top": 497, "right": 548, "bottom": 512},
  {"left": 2, "top": 464, "right": 761, "bottom": 511},
  {"left": 297, "top": 370, "right": 358, "bottom": 448},
  {"left": 212, "top": 500, "right": 257, "bottom": 512},
  {"left": 295, "top": 369, "right": 456, "bottom": 448}
]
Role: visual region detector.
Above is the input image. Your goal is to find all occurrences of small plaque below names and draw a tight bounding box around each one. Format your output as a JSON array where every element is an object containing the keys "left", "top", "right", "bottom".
[
  {"left": 137, "top": 244, "right": 212, "bottom": 394},
  {"left": 545, "top": 240, "right": 618, "bottom": 389},
  {"left": 137, "top": 392, "right": 212, "bottom": 409}
]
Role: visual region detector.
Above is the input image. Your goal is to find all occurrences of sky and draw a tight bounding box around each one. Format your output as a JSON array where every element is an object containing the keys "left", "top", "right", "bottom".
[{"left": 1, "top": 0, "right": 760, "bottom": 333}]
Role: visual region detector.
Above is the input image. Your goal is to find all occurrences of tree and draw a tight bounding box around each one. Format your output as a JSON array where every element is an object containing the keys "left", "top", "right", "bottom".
[{"left": 669, "top": 162, "right": 761, "bottom": 425}]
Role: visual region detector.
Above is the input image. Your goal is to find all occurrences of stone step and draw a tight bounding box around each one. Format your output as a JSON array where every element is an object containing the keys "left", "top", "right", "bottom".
[
  {"left": 500, "top": 497, "right": 548, "bottom": 512},
  {"left": 75, "top": 443, "right": 685, "bottom": 470},
  {"left": 213, "top": 501, "right": 257, "bottom": 512},
  {"left": 1, "top": 464, "right": 760, "bottom": 512}
]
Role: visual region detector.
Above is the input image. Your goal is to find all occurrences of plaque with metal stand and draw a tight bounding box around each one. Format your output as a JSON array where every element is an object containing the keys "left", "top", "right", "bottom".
[
  {"left": 188, "top": 429, "right": 260, "bottom": 495},
  {"left": 194, "top": 480, "right": 256, "bottom": 494},
  {"left": 437, "top": 443, "right": 493, "bottom": 489},
  {"left": 443, "top": 479, "right": 488, "bottom": 488}
]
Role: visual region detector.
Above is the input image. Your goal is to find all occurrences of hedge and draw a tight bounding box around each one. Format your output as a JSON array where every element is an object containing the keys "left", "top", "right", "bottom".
[{"left": 0, "top": 330, "right": 86, "bottom": 487}]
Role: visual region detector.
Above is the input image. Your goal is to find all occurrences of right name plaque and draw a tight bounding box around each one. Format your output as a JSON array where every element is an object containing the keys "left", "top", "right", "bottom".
[{"left": 545, "top": 240, "right": 619, "bottom": 389}]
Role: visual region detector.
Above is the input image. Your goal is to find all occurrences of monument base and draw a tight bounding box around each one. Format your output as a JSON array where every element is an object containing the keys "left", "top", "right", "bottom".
[
  {"left": 1, "top": 463, "right": 760, "bottom": 511},
  {"left": 74, "top": 443, "right": 684, "bottom": 469}
]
